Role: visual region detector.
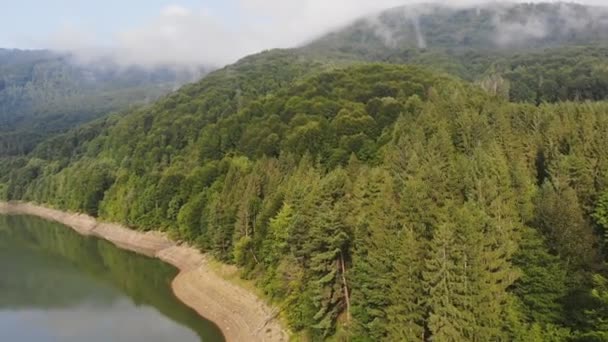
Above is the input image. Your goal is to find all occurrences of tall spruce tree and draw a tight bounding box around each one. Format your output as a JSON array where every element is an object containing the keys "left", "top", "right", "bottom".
[
  {"left": 306, "top": 169, "right": 353, "bottom": 337},
  {"left": 386, "top": 226, "right": 425, "bottom": 341},
  {"left": 424, "top": 214, "right": 467, "bottom": 342}
]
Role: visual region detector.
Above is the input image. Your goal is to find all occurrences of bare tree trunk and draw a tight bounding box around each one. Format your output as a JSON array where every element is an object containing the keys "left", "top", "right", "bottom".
[
  {"left": 340, "top": 251, "right": 351, "bottom": 323},
  {"left": 245, "top": 209, "right": 249, "bottom": 238},
  {"left": 250, "top": 249, "right": 260, "bottom": 265}
]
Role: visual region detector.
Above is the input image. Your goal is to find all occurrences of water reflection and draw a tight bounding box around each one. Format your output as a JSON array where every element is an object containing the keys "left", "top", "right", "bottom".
[{"left": 0, "top": 215, "right": 224, "bottom": 342}]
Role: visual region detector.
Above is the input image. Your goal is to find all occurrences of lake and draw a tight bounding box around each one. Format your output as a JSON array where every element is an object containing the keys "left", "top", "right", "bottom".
[{"left": 0, "top": 215, "right": 225, "bottom": 342}]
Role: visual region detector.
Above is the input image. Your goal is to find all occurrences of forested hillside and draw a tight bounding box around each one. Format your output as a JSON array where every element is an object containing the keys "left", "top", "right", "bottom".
[
  {"left": 303, "top": 3, "right": 608, "bottom": 104},
  {"left": 4, "top": 54, "right": 608, "bottom": 340},
  {"left": 3, "top": 2, "right": 608, "bottom": 341},
  {"left": 0, "top": 49, "right": 206, "bottom": 156},
  {"left": 307, "top": 2, "right": 608, "bottom": 56}
]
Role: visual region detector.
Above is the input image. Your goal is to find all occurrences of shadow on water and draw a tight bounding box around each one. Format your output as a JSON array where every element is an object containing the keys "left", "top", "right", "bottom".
[{"left": 0, "top": 214, "right": 225, "bottom": 342}]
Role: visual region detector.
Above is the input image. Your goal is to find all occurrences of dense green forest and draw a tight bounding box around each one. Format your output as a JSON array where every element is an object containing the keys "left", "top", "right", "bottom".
[
  {"left": 3, "top": 2, "right": 608, "bottom": 341},
  {"left": 303, "top": 2, "right": 608, "bottom": 104},
  {"left": 3, "top": 2, "right": 608, "bottom": 156},
  {"left": 0, "top": 49, "right": 206, "bottom": 156}
]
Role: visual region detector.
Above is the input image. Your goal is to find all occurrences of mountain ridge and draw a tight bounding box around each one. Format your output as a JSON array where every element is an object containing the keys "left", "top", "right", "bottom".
[{"left": 305, "top": 2, "right": 608, "bottom": 54}]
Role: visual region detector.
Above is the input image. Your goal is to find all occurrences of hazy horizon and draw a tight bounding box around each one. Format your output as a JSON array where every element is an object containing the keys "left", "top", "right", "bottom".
[{"left": 2, "top": 0, "right": 606, "bottom": 68}]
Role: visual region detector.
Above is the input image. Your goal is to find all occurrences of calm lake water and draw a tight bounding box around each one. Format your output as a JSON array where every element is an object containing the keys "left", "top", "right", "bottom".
[{"left": 0, "top": 215, "right": 224, "bottom": 342}]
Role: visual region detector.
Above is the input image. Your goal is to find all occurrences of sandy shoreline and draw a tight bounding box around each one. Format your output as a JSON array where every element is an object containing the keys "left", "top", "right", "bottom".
[{"left": 0, "top": 201, "right": 289, "bottom": 342}]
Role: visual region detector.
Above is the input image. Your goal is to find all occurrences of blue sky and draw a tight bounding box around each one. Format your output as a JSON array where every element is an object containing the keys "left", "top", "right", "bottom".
[{"left": 0, "top": 0, "right": 238, "bottom": 48}]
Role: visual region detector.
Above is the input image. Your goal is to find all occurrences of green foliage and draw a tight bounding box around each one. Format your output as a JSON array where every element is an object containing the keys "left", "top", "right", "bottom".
[
  {"left": 304, "top": 3, "right": 608, "bottom": 104},
  {"left": 4, "top": 41, "right": 608, "bottom": 340},
  {"left": 575, "top": 275, "right": 608, "bottom": 341},
  {"left": 512, "top": 227, "right": 568, "bottom": 324},
  {"left": 265, "top": 203, "right": 293, "bottom": 263},
  {"left": 594, "top": 192, "right": 608, "bottom": 245},
  {"left": 535, "top": 183, "right": 600, "bottom": 273},
  {"left": 486, "top": 47, "right": 608, "bottom": 104}
]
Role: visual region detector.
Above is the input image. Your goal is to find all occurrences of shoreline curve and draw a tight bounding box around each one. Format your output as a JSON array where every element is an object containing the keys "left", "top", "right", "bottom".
[{"left": 0, "top": 201, "right": 289, "bottom": 342}]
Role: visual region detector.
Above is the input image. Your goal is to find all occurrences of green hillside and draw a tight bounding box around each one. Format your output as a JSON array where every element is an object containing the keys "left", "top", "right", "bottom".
[
  {"left": 3, "top": 2, "right": 608, "bottom": 341},
  {"left": 303, "top": 3, "right": 608, "bottom": 104}
]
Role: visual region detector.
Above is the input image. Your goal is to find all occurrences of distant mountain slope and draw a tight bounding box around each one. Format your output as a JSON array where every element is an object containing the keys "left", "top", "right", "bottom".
[
  {"left": 301, "top": 2, "right": 608, "bottom": 104},
  {"left": 0, "top": 49, "right": 207, "bottom": 155},
  {"left": 305, "top": 2, "right": 608, "bottom": 59}
]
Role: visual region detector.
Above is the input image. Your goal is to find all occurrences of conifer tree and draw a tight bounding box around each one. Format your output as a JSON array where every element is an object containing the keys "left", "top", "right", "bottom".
[
  {"left": 305, "top": 169, "right": 352, "bottom": 337},
  {"left": 424, "top": 216, "right": 466, "bottom": 342},
  {"left": 386, "top": 226, "right": 425, "bottom": 342},
  {"left": 512, "top": 227, "right": 568, "bottom": 324}
]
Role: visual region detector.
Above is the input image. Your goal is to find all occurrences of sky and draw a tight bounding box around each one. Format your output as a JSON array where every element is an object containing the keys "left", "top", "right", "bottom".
[{"left": 0, "top": 0, "right": 605, "bottom": 67}]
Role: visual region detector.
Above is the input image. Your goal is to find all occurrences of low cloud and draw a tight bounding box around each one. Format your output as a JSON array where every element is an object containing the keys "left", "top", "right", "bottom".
[
  {"left": 495, "top": 17, "right": 548, "bottom": 46},
  {"left": 44, "top": 0, "right": 608, "bottom": 68},
  {"left": 492, "top": 2, "right": 608, "bottom": 47},
  {"left": 360, "top": 1, "right": 608, "bottom": 51},
  {"left": 113, "top": 6, "right": 252, "bottom": 67}
]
